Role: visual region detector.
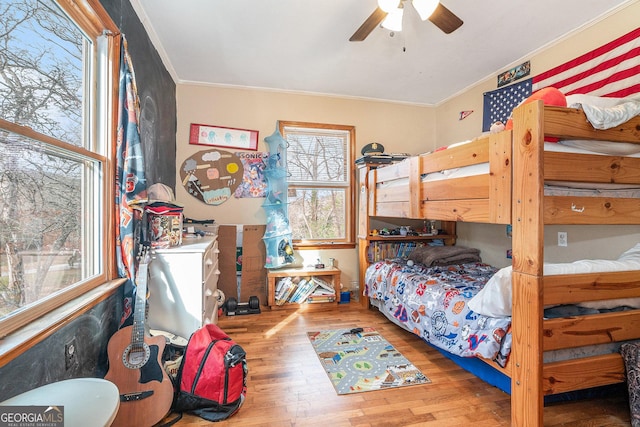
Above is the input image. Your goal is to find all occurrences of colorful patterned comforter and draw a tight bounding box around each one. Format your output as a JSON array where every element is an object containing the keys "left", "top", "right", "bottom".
[{"left": 365, "top": 259, "right": 511, "bottom": 361}]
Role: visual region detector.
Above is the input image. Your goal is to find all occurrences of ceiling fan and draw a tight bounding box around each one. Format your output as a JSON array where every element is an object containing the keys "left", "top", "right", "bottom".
[{"left": 350, "top": 0, "right": 463, "bottom": 42}]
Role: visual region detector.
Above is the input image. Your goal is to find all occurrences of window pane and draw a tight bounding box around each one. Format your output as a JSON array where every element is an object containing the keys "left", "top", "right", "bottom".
[
  {"left": 0, "top": 0, "right": 87, "bottom": 147},
  {"left": 0, "top": 0, "right": 103, "bottom": 325},
  {"left": 288, "top": 187, "right": 346, "bottom": 240},
  {"left": 280, "top": 122, "right": 355, "bottom": 246},
  {"left": 0, "top": 129, "right": 98, "bottom": 318},
  {"left": 285, "top": 128, "right": 348, "bottom": 185}
]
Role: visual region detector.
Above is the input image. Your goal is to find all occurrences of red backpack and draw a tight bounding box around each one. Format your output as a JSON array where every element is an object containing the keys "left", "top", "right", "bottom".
[{"left": 172, "top": 324, "right": 247, "bottom": 422}]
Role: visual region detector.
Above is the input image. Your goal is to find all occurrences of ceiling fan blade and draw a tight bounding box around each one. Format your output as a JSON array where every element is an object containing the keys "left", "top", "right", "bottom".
[
  {"left": 349, "top": 7, "right": 388, "bottom": 42},
  {"left": 428, "top": 3, "right": 463, "bottom": 34}
]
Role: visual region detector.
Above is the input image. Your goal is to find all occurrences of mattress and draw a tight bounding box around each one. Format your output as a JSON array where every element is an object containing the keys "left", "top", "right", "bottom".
[{"left": 364, "top": 258, "right": 511, "bottom": 362}]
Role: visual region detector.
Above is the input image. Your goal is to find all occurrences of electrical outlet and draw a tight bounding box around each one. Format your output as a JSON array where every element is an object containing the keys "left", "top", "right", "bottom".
[
  {"left": 65, "top": 337, "right": 78, "bottom": 370},
  {"left": 558, "top": 232, "right": 568, "bottom": 247}
]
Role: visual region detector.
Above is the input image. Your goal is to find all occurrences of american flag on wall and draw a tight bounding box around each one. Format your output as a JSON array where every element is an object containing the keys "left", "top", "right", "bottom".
[
  {"left": 482, "top": 27, "right": 640, "bottom": 131},
  {"left": 482, "top": 79, "right": 532, "bottom": 131}
]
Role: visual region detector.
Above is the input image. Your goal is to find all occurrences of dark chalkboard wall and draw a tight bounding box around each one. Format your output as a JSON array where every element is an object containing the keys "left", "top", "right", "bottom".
[
  {"left": 100, "top": 0, "right": 177, "bottom": 189},
  {"left": 0, "top": 292, "right": 121, "bottom": 401},
  {"left": 0, "top": 1, "right": 176, "bottom": 401}
]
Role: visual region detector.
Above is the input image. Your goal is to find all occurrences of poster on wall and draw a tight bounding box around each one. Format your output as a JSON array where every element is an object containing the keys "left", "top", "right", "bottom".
[
  {"left": 180, "top": 148, "right": 244, "bottom": 205},
  {"left": 234, "top": 152, "right": 268, "bottom": 198},
  {"left": 189, "top": 123, "right": 259, "bottom": 150},
  {"left": 497, "top": 60, "right": 530, "bottom": 87}
]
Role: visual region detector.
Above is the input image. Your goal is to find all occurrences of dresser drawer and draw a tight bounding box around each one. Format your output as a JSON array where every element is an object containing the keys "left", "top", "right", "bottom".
[
  {"left": 203, "top": 289, "right": 219, "bottom": 325},
  {"left": 202, "top": 263, "right": 220, "bottom": 306},
  {"left": 203, "top": 238, "right": 219, "bottom": 282},
  {"left": 203, "top": 265, "right": 220, "bottom": 326}
]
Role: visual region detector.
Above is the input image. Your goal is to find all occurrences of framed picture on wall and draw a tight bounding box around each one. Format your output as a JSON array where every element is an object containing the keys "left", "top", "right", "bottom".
[{"left": 189, "top": 123, "right": 259, "bottom": 151}]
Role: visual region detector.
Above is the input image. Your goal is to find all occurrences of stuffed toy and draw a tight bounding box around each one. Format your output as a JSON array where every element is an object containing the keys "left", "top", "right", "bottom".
[
  {"left": 505, "top": 87, "right": 567, "bottom": 131},
  {"left": 489, "top": 121, "right": 506, "bottom": 133}
]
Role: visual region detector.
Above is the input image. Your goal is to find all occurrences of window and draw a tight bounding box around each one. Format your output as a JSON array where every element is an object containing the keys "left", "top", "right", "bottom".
[
  {"left": 0, "top": 0, "right": 117, "bottom": 336},
  {"left": 279, "top": 121, "right": 355, "bottom": 248}
]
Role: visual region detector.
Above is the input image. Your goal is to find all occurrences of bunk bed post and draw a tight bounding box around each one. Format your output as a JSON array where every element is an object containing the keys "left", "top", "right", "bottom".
[
  {"left": 409, "top": 156, "right": 421, "bottom": 218},
  {"left": 357, "top": 166, "right": 379, "bottom": 308},
  {"left": 357, "top": 165, "right": 370, "bottom": 240},
  {"left": 489, "top": 130, "right": 512, "bottom": 224},
  {"left": 511, "top": 100, "right": 545, "bottom": 426},
  {"left": 357, "top": 165, "right": 370, "bottom": 308},
  {"left": 367, "top": 167, "right": 377, "bottom": 218}
]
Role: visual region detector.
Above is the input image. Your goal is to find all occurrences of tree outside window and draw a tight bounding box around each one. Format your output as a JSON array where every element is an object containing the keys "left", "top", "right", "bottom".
[
  {"left": 0, "top": 0, "right": 114, "bottom": 336},
  {"left": 279, "top": 122, "right": 355, "bottom": 248}
]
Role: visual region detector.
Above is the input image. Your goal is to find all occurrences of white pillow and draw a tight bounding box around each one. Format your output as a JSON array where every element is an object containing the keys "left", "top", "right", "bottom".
[
  {"left": 468, "top": 265, "right": 513, "bottom": 317},
  {"left": 468, "top": 243, "right": 640, "bottom": 317},
  {"left": 565, "top": 93, "right": 640, "bottom": 109}
]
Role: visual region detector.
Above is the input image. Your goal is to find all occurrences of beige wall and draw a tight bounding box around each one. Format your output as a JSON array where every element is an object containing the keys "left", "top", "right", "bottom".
[
  {"left": 176, "top": 2, "right": 640, "bottom": 289},
  {"left": 176, "top": 86, "right": 435, "bottom": 292},
  {"left": 436, "top": 1, "right": 640, "bottom": 146},
  {"left": 443, "top": 2, "right": 640, "bottom": 266}
]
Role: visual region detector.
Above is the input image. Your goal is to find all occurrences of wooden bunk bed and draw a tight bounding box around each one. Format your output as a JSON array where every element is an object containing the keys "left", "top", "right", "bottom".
[
  {"left": 361, "top": 100, "right": 640, "bottom": 426},
  {"left": 367, "top": 126, "right": 512, "bottom": 224}
]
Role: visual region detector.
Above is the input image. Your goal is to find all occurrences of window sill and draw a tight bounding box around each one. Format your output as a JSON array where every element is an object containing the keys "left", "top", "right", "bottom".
[
  {"left": 0, "top": 278, "right": 125, "bottom": 368},
  {"left": 294, "top": 242, "right": 356, "bottom": 250}
]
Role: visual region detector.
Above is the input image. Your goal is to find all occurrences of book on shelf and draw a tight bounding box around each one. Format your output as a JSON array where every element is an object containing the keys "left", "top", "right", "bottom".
[
  {"left": 367, "top": 241, "right": 423, "bottom": 262},
  {"left": 311, "top": 277, "right": 334, "bottom": 293},
  {"left": 289, "top": 279, "right": 315, "bottom": 303},
  {"left": 308, "top": 277, "right": 335, "bottom": 302},
  {"left": 274, "top": 276, "right": 290, "bottom": 299},
  {"left": 307, "top": 294, "right": 336, "bottom": 303},
  {"left": 275, "top": 277, "right": 297, "bottom": 305},
  {"left": 275, "top": 275, "right": 336, "bottom": 304},
  {"left": 311, "top": 288, "right": 335, "bottom": 296},
  {"left": 301, "top": 280, "right": 321, "bottom": 303},
  {"left": 287, "top": 278, "right": 304, "bottom": 303},
  {"left": 280, "top": 282, "right": 297, "bottom": 305}
]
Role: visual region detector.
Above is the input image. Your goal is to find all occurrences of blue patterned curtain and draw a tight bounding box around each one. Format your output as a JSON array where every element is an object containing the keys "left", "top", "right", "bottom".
[{"left": 115, "top": 36, "right": 147, "bottom": 327}]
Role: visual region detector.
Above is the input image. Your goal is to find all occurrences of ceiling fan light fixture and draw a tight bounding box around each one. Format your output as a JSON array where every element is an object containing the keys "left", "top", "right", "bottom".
[
  {"left": 412, "top": 0, "right": 439, "bottom": 21},
  {"left": 377, "top": 0, "right": 401, "bottom": 13},
  {"left": 381, "top": 6, "right": 403, "bottom": 32}
]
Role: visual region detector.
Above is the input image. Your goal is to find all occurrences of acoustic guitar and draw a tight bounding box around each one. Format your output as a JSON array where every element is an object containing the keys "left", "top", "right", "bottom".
[{"left": 105, "top": 246, "right": 173, "bottom": 427}]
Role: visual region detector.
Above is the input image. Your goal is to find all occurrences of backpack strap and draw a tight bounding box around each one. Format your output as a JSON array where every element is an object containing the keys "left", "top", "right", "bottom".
[{"left": 157, "top": 411, "right": 183, "bottom": 427}]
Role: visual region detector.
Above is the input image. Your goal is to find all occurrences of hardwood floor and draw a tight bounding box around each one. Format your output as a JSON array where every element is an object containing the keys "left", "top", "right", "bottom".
[{"left": 168, "top": 303, "right": 632, "bottom": 426}]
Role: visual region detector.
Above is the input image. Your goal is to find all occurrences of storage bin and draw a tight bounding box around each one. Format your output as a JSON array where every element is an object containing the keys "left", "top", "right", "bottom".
[{"left": 148, "top": 212, "right": 183, "bottom": 249}]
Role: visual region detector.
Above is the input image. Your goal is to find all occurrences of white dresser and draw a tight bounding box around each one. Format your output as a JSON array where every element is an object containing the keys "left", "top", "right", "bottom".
[{"left": 147, "top": 235, "right": 220, "bottom": 340}]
